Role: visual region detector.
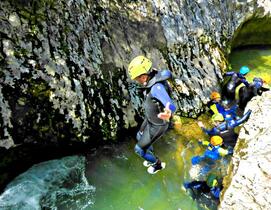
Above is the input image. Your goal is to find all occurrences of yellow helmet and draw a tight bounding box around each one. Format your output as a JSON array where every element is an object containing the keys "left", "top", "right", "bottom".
[
  {"left": 128, "top": 56, "right": 152, "bottom": 80},
  {"left": 210, "top": 91, "right": 221, "bottom": 100},
  {"left": 211, "top": 113, "right": 224, "bottom": 122},
  {"left": 210, "top": 136, "right": 223, "bottom": 146}
]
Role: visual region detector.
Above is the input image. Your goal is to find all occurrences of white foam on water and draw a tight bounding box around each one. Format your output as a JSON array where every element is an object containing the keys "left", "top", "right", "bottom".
[{"left": 0, "top": 156, "right": 96, "bottom": 210}]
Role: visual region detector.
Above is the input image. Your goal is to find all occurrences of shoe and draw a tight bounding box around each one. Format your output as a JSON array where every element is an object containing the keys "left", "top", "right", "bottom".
[
  {"left": 143, "top": 160, "right": 153, "bottom": 167},
  {"left": 147, "top": 161, "right": 166, "bottom": 174}
]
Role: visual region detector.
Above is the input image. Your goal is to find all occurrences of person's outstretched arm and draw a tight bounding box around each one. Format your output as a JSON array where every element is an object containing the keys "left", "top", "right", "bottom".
[
  {"left": 198, "top": 121, "right": 223, "bottom": 136},
  {"left": 151, "top": 83, "right": 176, "bottom": 121},
  {"left": 232, "top": 109, "right": 252, "bottom": 127},
  {"left": 225, "top": 72, "right": 235, "bottom": 76}
]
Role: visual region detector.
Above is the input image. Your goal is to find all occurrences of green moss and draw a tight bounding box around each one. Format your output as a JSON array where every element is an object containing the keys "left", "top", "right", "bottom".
[
  {"left": 199, "top": 34, "right": 212, "bottom": 44},
  {"left": 40, "top": 126, "right": 50, "bottom": 132},
  {"left": 19, "top": 9, "right": 32, "bottom": 20},
  {"left": 174, "top": 113, "right": 211, "bottom": 141},
  {"left": 220, "top": 160, "right": 234, "bottom": 201},
  {"left": 18, "top": 97, "right": 27, "bottom": 106},
  {"left": 29, "top": 82, "right": 51, "bottom": 98},
  {"left": 234, "top": 138, "right": 248, "bottom": 159},
  {"left": 14, "top": 48, "right": 30, "bottom": 58}
]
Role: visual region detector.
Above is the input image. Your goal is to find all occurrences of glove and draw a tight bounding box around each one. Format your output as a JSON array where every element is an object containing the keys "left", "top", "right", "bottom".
[{"left": 136, "top": 131, "right": 143, "bottom": 141}]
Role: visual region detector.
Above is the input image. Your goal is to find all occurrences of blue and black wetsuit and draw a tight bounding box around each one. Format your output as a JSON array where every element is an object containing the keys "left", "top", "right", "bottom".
[
  {"left": 184, "top": 174, "right": 222, "bottom": 199},
  {"left": 207, "top": 100, "right": 238, "bottom": 120},
  {"left": 135, "top": 69, "right": 176, "bottom": 164},
  {"left": 224, "top": 72, "right": 249, "bottom": 100},
  {"left": 191, "top": 143, "right": 233, "bottom": 176},
  {"left": 201, "top": 110, "right": 252, "bottom": 147},
  {"left": 238, "top": 80, "right": 270, "bottom": 110},
  {"left": 184, "top": 181, "right": 221, "bottom": 199}
]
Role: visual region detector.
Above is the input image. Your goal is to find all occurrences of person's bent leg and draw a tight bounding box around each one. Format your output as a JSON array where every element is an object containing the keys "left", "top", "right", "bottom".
[{"left": 134, "top": 144, "right": 157, "bottom": 164}]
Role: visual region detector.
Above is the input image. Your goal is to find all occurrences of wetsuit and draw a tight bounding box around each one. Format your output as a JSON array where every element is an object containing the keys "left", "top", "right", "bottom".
[
  {"left": 184, "top": 174, "right": 222, "bottom": 199},
  {"left": 207, "top": 100, "right": 238, "bottom": 120},
  {"left": 201, "top": 110, "right": 252, "bottom": 147},
  {"left": 238, "top": 83, "right": 270, "bottom": 110},
  {"left": 203, "top": 144, "right": 230, "bottom": 161},
  {"left": 224, "top": 72, "right": 249, "bottom": 100},
  {"left": 191, "top": 143, "right": 233, "bottom": 175},
  {"left": 135, "top": 69, "right": 176, "bottom": 164}
]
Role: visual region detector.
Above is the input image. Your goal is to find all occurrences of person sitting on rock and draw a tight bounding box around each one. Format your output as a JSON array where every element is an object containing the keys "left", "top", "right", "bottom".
[
  {"left": 223, "top": 66, "right": 250, "bottom": 100},
  {"left": 197, "top": 110, "right": 252, "bottom": 148},
  {"left": 237, "top": 77, "right": 270, "bottom": 110},
  {"left": 184, "top": 173, "right": 222, "bottom": 200},
  {"left": 207, "top": 91, "right": 238, "bottom": 121},
  {"left": 128, "top": 55, "right": 176, "bottom": 174}
]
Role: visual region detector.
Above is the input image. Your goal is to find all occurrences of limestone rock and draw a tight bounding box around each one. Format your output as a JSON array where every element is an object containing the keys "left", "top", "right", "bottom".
[{"left": 219, "top": 91, "right": 271, "bottom": 210}]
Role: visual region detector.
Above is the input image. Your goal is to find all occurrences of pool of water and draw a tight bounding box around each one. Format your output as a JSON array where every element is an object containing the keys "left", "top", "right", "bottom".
[
  {"left": 84, "top": 114, "right": 229, "bottom": 210},
  {"left": 229, "top": 47, "right": 271, "bottom": 87},
  {"left": 85, "top": 131, "right": 200, "bottom": 210},
  {"left": 0, "top": 116, "right": 220, "bottom": 210}
]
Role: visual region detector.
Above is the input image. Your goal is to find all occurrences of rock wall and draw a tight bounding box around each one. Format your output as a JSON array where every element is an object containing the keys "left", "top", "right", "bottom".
[
  {"left": 1, "top": 0, "right": 271, "bottom": 148},
  {"left": 219, "top": 91, "right": 271, "bottom": 210}
]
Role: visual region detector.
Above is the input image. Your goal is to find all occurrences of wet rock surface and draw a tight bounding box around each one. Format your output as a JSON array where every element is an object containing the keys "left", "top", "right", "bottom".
[{"left": 220, "top": 91, "right": 271, "bottom": 210}]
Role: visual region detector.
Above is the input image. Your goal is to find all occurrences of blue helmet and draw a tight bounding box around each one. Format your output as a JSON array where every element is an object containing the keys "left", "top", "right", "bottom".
[
  {"left": 253, "top": 77, "right": 263, "bottom": 89},
  {"left": 239, "top": 66, "right": 250, "bottom": 75}
]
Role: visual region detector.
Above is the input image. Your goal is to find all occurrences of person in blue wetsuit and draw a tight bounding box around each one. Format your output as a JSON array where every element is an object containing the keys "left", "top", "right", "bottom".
[
  {"left": 191, "top": 136, "right": 233, "bottom": 166},
  {"left": 224, "top": 66, "right": 250, "bottom": 100},
  {"left": 184, "top": 173, "right": 222, "bottom": 200},
  {"left": 128, "top": 55, "right": 176, "bottom": 174},
  {"left": 198, "top": 109, "right": 252, "bottom": 148},
  {"left": 207, "top": 91, "right": 238, "bottom": 121}
]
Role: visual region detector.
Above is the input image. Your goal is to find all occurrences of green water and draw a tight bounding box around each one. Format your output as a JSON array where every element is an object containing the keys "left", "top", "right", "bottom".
[
  {"left": 229, "top": 47, "right": 271, "bottom": 87},
  {"left": 85, "top": 116, "right": 218, "bottom": 210},
  {"left": 0, "top": 117, "right": 217, "bottom": 210}
]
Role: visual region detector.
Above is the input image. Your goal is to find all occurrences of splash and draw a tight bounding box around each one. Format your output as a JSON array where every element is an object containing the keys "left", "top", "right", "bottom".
[{"left": 0, "top": 156, "right": 95, "bottom": 210}]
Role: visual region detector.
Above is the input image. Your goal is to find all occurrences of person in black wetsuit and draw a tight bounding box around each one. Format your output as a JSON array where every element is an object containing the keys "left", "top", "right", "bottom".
[
  {"left": 184, "top": 173, "right": 222, "bottom": 200},
  {"left": 197, "top": 110, "right": 252, "bottom": 148},
  {"left": 207, "top": 91, "right": 238, "bottom": 121},
  {"left": 238, "top": 77, "right": 270, "bottom": 110},
  {"left": 128, "top": 55, "right": 176, "bottom": 174},
  {"left": 223, "top": 66, "right": 250, "bottom": 101}
]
